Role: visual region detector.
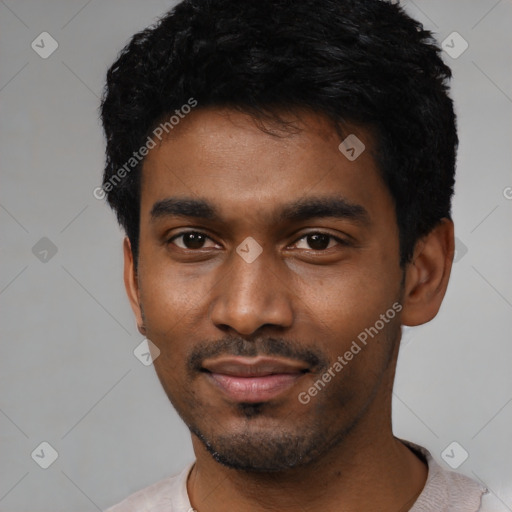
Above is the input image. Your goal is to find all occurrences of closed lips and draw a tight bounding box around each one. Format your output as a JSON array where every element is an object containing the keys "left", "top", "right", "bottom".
[
  {"left": 201, "top": 356, "right": 310, "bottom": 377},
  {"left": 200, "top": 356, "right": 311, "bottom": 402}
]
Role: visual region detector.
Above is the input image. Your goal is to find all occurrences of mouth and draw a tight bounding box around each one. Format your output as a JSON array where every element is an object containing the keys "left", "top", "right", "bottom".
[{"left": 201, "top": 356, "right": 310, "bottom": 403}]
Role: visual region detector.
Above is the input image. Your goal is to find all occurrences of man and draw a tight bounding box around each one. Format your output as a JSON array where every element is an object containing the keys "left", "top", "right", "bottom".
[{"left": 100, "top": 0, "right": 489, "bottom": 510}]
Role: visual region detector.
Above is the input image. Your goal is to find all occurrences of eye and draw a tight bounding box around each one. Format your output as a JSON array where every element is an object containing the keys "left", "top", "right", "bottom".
[
  {"left": 292, "top": 232, "right": 347, "bottom": 251},
  {"left": 168, "top": 231, "right": 219, "bottom": 250}
]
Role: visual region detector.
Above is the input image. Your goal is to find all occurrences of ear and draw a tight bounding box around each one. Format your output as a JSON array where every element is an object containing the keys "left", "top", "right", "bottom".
[
  {"left": 401, "top": 218, "right": 455, "bottom": 326},
  {"left": 123, "top": 237, "right": 146, "bottom": 335}
]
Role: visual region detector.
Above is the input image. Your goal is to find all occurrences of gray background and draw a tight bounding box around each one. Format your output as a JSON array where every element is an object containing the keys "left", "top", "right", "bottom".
[{"left": 1, "top": 0, "right": 511, "bottom": 510}]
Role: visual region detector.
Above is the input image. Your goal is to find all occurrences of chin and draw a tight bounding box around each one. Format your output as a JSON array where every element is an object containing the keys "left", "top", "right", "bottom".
[{"left": 189, "top": 421, "right": 336, "bottom": 472}]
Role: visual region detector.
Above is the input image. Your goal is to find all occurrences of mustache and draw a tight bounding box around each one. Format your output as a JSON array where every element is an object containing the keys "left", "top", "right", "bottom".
[{"left": 188, "top": 336, "right": 329, "bottom": 373}]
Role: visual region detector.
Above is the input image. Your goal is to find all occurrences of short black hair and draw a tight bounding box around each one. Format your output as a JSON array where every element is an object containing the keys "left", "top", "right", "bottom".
[{"left": 100, "top": 0, "right": 457, "bottom": 267}]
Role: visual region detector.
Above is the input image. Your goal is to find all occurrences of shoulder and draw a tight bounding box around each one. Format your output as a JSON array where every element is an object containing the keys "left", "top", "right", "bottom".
[
  {"left": 104, "top": 463, "right": 195, "bottom": 512},
  {"left": 403, "top": 441, "right": 489, "bottom": 512}
]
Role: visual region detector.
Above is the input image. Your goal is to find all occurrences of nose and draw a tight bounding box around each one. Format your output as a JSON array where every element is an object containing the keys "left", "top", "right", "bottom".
[{"left": 209, "top": 246, "right": 294, "bottom": 336}]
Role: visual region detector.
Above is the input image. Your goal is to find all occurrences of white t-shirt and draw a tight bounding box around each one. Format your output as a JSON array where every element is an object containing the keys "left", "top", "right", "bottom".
[{"left": 104, "top": 442, "right": 491, "bottom": 511}]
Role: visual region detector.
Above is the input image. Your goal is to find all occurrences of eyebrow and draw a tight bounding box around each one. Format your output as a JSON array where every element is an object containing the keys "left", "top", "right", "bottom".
[{"left": 150, "top": 196, "right": 370, "bottom": 225}]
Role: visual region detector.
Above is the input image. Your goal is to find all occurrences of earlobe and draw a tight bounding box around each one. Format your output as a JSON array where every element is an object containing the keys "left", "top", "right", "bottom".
[
  {"left": 123, "top": 237, "right": 145, "bottom": 334},
  {"left": 400, "top": 219, "right": 455, "bottom": 327}
]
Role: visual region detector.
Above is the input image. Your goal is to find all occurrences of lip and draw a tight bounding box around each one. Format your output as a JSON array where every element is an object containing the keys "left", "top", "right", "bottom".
[{"left": 202, "top": 356, "right": 309, "bottom": 403}]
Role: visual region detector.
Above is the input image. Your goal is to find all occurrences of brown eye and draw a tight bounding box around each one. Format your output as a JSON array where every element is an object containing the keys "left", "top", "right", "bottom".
[
  {"left": 293, "top": 232, "right": 346, "bottom": 251},
  {"left": 169, "top": 231, "right": 217, "bottom": 250},
  {"left": 306, "top": 234, "right": 330, "bottom": 250}
]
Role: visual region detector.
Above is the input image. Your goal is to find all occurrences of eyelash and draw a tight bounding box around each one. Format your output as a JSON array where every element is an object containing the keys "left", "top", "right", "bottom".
[{"left": 167, "top": 230, "right": 348, "bottom": 251}]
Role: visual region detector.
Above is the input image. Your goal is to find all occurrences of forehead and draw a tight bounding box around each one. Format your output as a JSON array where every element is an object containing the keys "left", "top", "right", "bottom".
[{"left": 139, "top": 107, "right": 393, "bottom": 226}]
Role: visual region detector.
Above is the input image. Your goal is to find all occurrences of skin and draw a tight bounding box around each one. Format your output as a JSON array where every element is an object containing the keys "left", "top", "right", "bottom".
[{"left": 123, "top": 107, "right": 455, "bottom": 512}]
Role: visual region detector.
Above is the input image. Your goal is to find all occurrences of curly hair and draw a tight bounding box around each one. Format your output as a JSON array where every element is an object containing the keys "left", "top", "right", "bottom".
[{"left": 100, "top": 0, "right": 457, "bottom": 267}]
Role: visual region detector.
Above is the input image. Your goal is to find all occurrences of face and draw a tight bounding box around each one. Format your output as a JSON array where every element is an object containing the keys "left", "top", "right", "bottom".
[{"left": 128, "top": 108, "right": 406, "bottom": 471}]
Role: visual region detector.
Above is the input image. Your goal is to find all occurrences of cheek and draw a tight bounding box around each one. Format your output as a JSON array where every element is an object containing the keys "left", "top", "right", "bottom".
[
  {"left": 294, "top": 266, "right": 402, "bottom": 394},
  {"left": 138, "top": 261, "right": 201, "bottom": 325},
  {"left": 137, "top": 272, "right": 197, "bottom": 373},
  {"left": 297, "top": 263, "right": 400, "bottom": 336}
]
